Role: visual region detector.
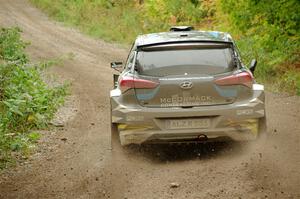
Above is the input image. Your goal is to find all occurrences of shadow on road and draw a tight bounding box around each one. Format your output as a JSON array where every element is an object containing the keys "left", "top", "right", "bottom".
[{"left": 123, "top": 141, "right": 246, "bottom": 163}]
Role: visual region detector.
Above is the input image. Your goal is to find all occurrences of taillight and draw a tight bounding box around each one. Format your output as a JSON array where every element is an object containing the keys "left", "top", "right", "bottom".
[
  {"left": 119, "top": 76, "right": 159, "bottom": 92},
  {"left": 214, "top": 71, "right": 253, "bottom": 88}
]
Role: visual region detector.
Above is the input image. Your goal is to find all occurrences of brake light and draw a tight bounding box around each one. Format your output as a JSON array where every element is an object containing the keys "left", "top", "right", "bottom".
[
  {"left": 119, "top": 76, "right": 159, "bottom": 92},
  {"left": 214, "top": 72, "right": 253, "bottom": 88}
]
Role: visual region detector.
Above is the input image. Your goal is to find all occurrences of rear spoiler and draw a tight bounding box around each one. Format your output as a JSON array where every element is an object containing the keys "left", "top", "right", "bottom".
[{"left": 137, "top": 41, "right": 234, "bottom": 51}]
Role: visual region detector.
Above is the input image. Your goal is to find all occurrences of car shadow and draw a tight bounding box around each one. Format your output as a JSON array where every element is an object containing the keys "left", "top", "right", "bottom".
[{"left": 123, "top": 141, "right": 247, "bottom": 163}]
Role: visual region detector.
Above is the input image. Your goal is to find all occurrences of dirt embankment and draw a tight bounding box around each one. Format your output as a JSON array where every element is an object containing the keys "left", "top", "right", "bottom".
[{"left": 0, "top": 0, "right": 299, "bottom": 198}]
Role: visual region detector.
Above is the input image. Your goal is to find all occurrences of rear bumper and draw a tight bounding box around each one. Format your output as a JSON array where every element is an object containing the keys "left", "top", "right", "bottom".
[
  {"left": 111, "top": 84, "right": 265, "bottom": 145},
  {"left": 118, "top": 120, "right": 264, "bottom": 145}
]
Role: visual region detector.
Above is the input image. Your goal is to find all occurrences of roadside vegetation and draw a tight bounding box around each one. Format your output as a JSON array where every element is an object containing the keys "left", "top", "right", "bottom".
[
  {"left": 0, "top": 27, "right": 67, "bottom": 168},
  {"left": 30, "top": 0, "right": 300, "bottom": 95}
]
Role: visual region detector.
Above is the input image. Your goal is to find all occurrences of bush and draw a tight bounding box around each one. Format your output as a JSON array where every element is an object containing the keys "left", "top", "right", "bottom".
[
  {"left": 0, "top": 27, "right": 67, "bottom": 168},
  {"left": 142, "top": 0, "right": 206, "bottom": 30},
  {"left": 219, "top": 0, "right": 300, "bottom": 94}
]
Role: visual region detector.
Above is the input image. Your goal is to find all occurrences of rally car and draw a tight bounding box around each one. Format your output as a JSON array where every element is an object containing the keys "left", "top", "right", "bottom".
[{"left": 110, "top": 26, "right": 266, "bottom": 146}]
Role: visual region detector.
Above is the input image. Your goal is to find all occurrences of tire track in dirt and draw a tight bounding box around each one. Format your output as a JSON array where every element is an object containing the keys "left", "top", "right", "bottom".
[{"left": 0, "top": 0, "right": 127, "bottom": 198}]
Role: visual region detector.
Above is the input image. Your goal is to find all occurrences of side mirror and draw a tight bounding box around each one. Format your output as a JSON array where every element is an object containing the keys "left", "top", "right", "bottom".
[
  {"left": 111, "top": 62, "right": 123, "bottom": 72},
  {"left": 249, "top": 59, "right": 257, "bottom": 74}
]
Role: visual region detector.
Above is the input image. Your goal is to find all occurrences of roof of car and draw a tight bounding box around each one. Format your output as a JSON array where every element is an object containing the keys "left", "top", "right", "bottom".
[{"left": 135, "top": 30, "right": 233, "bottom": 47}]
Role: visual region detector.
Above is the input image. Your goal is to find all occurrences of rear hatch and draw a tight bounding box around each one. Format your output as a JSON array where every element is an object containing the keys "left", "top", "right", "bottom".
[{"left": 133, "top": 43, "right": 252, "bottom": 108}]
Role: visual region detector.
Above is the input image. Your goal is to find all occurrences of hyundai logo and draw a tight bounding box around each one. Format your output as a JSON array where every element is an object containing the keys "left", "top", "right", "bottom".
[{"left": 180, "top": 81, "right": 193, "bottom": 89}]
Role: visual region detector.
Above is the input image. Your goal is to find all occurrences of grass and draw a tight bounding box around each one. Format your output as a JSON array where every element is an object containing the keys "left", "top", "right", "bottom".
[{"left": 0, "top": 27, "right": 68, "bottom": 169}]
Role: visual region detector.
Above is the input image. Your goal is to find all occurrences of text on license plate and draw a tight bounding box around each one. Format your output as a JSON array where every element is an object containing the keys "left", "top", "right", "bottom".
[{"left": 166, "top": 118, "right": 210, "bottom": 130}]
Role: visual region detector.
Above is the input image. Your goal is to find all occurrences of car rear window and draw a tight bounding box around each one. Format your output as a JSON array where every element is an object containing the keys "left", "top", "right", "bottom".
[{"left": 136, "top": 45, "right": 235, "bottom": 77}]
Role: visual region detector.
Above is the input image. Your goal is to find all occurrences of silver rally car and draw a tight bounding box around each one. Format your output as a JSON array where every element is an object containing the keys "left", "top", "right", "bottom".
[{"left": 110, "top": 26, "right": 266, "bottom": 146}]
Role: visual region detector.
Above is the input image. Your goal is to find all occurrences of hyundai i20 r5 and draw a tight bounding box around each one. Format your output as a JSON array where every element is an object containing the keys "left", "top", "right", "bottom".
[{"left": 110, "top": 26, "right": 266, "bottom": 146}]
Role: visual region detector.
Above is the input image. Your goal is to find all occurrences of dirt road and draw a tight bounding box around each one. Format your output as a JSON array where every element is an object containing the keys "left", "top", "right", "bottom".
[{"left": 0, "top": 1, "right": 299, "bottom": 198}]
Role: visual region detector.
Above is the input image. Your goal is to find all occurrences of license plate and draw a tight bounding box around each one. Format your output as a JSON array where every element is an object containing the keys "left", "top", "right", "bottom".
[{"left": 166, "top": 118, "right": 210, "bottom": 130}]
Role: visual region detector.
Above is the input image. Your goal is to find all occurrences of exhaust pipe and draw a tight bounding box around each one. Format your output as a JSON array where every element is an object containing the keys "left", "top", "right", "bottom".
[{"left": 197, "top": 134, "right": 208, "bottom": 141}]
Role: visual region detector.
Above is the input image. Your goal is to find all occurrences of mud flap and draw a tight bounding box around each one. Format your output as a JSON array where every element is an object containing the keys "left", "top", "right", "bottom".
[
  {"left": 258, "top": 116, "right": 267, "bottom": 140},
  {"left": 118, "top": 124, "right": 154, "bottom": 145},
  {"left": 113, "top": 74, "right": 119, "bottom": 89},
  {"left": 111, "top": 123, "right": 122, "bottom": 150}
]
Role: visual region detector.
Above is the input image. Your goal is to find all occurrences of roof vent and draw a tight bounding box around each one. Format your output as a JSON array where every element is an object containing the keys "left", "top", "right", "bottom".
[{"left": 170, "top": 26, "right": 194, "bottom": 32}]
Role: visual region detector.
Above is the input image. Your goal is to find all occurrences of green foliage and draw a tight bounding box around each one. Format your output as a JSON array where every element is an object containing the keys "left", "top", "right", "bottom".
[
  {"left": 219, "top": 0, "right": 300, "bottom": 94},
  {"left": 0, "top": 27, "right": 67, "bottom": 168},
  {"left": 142, "top": 0, "right": 205, "bottom": 31},
  {"left": 220, "top": 0, "right": 300, "bottom": 35},
  {"left": 30, "top": 0, "right": 300, "bottom": 94},
  {"left": 0, "top": 27, "right": 29, "bottom": 64}
]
